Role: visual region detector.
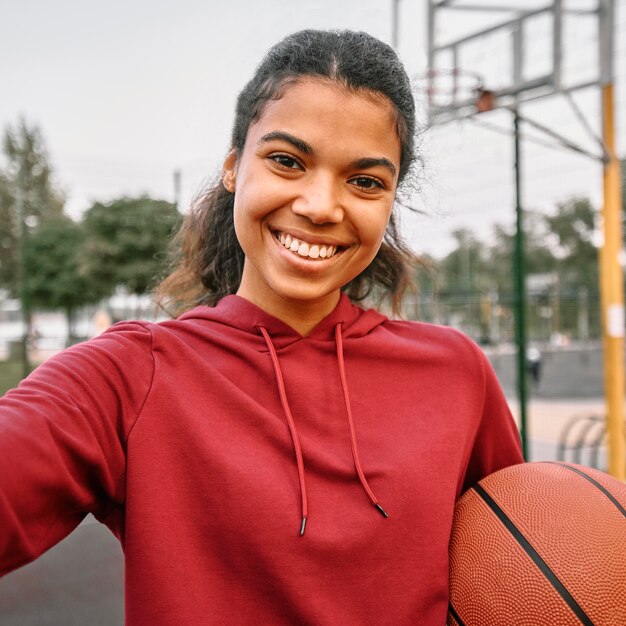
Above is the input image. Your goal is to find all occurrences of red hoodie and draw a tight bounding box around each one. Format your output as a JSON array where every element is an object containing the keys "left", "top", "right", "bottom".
[{"left": 0, "top": 294, "right": 523, "bottom": 625}]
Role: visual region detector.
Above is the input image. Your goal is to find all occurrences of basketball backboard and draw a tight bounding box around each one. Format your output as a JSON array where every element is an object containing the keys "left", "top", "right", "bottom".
[{"left": 423, "top": 0, "right": 610, "bottom": 125}]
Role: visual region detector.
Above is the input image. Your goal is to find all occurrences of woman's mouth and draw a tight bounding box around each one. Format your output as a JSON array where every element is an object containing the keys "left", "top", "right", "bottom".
[{"left": 273, "top": 230, "right": 341, "bottom": 260}]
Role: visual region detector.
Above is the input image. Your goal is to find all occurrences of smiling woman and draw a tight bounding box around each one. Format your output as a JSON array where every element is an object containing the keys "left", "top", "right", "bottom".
[
  {"left": 224, "top": 78, "right": 401, "bottom": 334},
  {"left": 156, "top": 30, "right": 419, "bottom": 323},
  {"left": 0, "top": 29, "right": 523, "bottom": 626}
]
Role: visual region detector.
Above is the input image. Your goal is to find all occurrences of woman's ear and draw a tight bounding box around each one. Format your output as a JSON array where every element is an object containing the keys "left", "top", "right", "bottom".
[{"left": 222, "top": 149, "right": 238, "bottom": 193}]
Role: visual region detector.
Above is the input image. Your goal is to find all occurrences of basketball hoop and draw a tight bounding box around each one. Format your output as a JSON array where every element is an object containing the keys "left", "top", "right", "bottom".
[
  {"left": 414, "top": 67, "right": 486, "bottom": 124},
  {"left": 475, "top": 87, "right": 496, "bottom": 113}
]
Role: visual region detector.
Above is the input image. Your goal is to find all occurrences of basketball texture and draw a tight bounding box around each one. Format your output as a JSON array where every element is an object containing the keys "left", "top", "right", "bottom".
[{"left": 448, "top": 461, "right": 626, "bottom": 626}]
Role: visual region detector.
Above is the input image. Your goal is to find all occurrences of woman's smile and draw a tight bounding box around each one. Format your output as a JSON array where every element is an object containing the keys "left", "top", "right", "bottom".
[
  {"left": 269, "top": 225, "right": 349, "bottom": 261},
  {"left": 275, "top": 231, "right": 339, "bottom": 260}
]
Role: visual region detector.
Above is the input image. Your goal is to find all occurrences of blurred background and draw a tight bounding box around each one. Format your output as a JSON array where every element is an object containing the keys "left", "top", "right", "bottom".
[{"left": 0, "top": 1, "right": 624, "bottom": 623}]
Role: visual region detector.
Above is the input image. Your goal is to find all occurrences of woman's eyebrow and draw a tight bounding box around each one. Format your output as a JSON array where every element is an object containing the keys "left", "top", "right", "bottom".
[
  {"left": 257, "top": 131, "right": 313, "bottom": 154},
  {"left": 258, "top": 131, "right": 397, "bottom": 177},
  {"left": 350, "top": 157, "right": 397, "bottom": 178}
]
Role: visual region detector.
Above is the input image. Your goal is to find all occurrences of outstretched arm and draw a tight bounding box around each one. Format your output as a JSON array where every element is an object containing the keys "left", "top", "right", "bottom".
[{"left": 0, "top": 322, "right": 154, "bottom": 576}]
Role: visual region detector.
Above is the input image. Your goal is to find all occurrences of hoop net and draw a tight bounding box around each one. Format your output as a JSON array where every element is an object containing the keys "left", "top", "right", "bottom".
[{"left": 414, "top": 68, "right": 488, "bottom": 124}]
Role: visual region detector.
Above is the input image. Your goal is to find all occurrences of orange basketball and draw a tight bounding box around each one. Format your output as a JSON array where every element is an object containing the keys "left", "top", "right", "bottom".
[{"left": 448, "top": 461, "right": 626, "bottom": 626}]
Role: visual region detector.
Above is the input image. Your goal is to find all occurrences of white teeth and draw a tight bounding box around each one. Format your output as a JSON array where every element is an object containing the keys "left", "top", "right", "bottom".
[{"left": 275, "top": 231, "right": 339, "bottom": 259}]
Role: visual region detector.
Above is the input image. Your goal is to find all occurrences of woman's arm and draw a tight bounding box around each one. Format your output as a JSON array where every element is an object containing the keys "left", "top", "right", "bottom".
[
  {"left": 459, "top": 343, "right": 525, "bottom": 496},
  {"left": 0, "top": 322, "right": 154, "bottom": 576}
]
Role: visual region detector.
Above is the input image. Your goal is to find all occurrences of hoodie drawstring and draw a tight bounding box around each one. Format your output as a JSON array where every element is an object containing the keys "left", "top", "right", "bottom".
[
  {"left": 258, "top": 325, "right": 309, "bottom": 536},
  {"left": 258, "top": 322, "right": 387, "bottom": 537},
  {"left": 335, "top": 323, "right": 388, "bottom": 520}
]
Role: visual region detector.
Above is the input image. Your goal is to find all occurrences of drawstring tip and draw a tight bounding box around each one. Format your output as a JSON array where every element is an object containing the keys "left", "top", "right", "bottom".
[
  {"left": 300, "top": 517, "right": 307, "bottom": 536},
  {"left": 374, "top": 503, "right": 389, "bottom": 518}
]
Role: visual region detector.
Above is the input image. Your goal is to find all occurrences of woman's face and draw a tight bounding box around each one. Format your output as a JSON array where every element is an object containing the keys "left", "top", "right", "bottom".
[{"left": 224, "top": 77, "right": 401, "bottom": 324}]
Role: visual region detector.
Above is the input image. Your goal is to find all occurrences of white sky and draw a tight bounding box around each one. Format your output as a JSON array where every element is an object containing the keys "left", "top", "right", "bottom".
[{"left": 1, "top": 0, "right": 624, "bottom": 258}]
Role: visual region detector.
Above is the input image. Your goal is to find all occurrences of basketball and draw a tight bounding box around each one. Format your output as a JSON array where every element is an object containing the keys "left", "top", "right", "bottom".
[{"left": 448, "top": 461, "right": 626, "bottom": 626}]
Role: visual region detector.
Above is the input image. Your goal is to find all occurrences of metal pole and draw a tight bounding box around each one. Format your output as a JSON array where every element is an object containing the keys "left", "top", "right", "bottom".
[
  {"left": 16, "top": 162, "right": 31, "bottom": 379},
  {"left": 553, "top": 0, "right": 563, "bottom": 90},
  {"left": 173, "top": 169, "right": 181, "bottom": 211},
  {"left": 427, "top": 0, "right": 435, "bottom": 123},
  {"left": 598, "top": 0, "right": 625, "bottom": 481},
  {"left": 600, "top": 82, "right": 625, "bottom": 480},
  {"left": 392, "top": 0, "right": 400, "bottom": 50},
  {"left": 513, "top": 109, "right": 529, "bottom": 459}
]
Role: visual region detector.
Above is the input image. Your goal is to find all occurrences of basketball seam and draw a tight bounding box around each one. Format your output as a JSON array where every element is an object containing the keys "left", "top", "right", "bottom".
[
  {"left": 448, "top": 601, "right": 466, "bottom": 626},
  {"left": 546, "top": 462, "right": 626, "bottom": 518},
  {"left": 474, "top": 483, "right": 595, "bottom": 626}
]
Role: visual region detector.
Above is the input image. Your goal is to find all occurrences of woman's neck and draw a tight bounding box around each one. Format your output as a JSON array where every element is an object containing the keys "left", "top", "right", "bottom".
[{"left": 236, "top": 288, "right": 341, "bottom": 337}]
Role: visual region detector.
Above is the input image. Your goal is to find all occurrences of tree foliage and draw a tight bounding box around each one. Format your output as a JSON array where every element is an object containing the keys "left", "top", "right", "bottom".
[
  {"left": 22, "top": 216, "right": 109, "bottom": 343},
  {"left": 544, "top": 197, "right": 598, "bottom": 293},
  {"left": 0, "top": 118, "right": 181, "bottom": 335},
  {"left": 432, "top": 199, "right": 601, "bottom": 340},
  {"left": 438, "top": 228, "right": 490, "bottom": 296},
  {"left": 0, "top": 119, "right": 64, "bottom": 295},
  {"left": 80, "top": 196, "right": 181, "bottom": 296},
  {"left": 23, "top": 216, "right": 107, "bottom": 311},
  {"left": 489, "top": 211, "right": 558, "bottom": 297}
]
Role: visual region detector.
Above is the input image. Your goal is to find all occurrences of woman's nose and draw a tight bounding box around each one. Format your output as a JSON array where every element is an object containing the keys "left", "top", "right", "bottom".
[{"left": 291, "top": 175, "right": 344, "bottom": 224}]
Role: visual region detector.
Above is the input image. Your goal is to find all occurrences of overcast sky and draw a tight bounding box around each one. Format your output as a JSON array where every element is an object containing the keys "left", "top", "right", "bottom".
[
  {"left": 1, "top": 0, "right": 624, "bottom": 258},
  {"left": 0, "top": 1, "right": 425, "bottom": 212}
]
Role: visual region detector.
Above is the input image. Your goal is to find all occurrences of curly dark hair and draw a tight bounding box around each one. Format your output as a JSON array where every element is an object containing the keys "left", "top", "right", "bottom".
[{"left": 156, "top": 29, "right": 421, "bottom": 316}]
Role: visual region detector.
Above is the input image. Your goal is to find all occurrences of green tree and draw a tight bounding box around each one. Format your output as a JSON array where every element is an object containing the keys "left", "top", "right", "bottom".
[
  {"left": 80, "top": 196, "right": 181, "bottom": 297},
  {"left": 544, "top": 197, "right": 598, "bottom": 292},
  {"left": 0, "top": 119, "right": 64, "bottom": 295},
  {"left": 23, "top": 216, "right": 107, "bottom": 345},
  {"left": 436, "top": 213, "right": 557, "bottom": 342},
  {"left": 436, "top": 229, "right": 495, "bottom": 339},
  {"left": 489, "top": 213, "right": 563, "bottom": 342},
  {"left": 488, "top": 211, "right": 557, "bottom": 298},
  {"left": 543, "top": 197, "right": 600, "bottom": 339},
  {"left": 439, "top": 228, "right": 490, "bottom": 295}
]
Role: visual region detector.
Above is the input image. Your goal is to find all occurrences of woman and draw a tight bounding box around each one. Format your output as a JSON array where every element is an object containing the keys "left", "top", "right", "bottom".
[{"left": 0, "top": 30, "right": 523, "bottom": 625}]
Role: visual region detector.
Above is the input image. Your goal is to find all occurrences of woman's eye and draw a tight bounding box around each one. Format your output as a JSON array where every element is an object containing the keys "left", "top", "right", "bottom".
[
  {"left": 269, "top": 154, "right": 302, "bottom": 170},
  {"left": 350, "top": 176, "right": 384, "bottom": 191}
]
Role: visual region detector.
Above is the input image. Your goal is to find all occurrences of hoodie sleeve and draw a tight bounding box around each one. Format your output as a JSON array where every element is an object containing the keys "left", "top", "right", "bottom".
[
  {"left": 459, "top": 343, "right": 524, "bottom": 496},
  {"left": 0, "top": 322, "right": 154, "bottom": 577}
]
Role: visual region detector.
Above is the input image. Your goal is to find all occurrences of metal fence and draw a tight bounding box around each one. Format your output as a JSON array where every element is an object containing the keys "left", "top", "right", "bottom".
[{"left": 404, "top": 291, "right": 602, "bottom": 346}]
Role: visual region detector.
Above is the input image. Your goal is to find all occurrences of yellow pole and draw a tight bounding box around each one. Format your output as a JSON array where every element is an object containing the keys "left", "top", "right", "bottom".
[{"left": 600, "top": 82, "right": 625, "bottom": 481}]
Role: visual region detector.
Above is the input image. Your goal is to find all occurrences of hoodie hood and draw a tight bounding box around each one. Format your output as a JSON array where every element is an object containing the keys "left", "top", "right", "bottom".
[{"left": 178, "top": 292, "right": 388, "bottom": 347}]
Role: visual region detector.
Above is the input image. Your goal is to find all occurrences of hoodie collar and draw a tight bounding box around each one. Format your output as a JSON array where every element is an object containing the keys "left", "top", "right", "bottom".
[{"left": 178, "top": 292, "right": 388, "bottom": 347}]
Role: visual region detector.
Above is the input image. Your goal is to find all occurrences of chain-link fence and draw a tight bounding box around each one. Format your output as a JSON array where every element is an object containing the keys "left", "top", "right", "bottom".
[{"left": 404, "top": 290, "right": 602, "bottom": 346}]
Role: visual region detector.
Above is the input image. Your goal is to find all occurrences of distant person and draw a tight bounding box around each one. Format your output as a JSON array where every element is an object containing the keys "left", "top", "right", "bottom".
[
  {"left": 27, "top": 325, "right": 41, "bottom": 350},
  {"left": 0, "top": 30, "right": 523, "bottom": 625},
  {"left": 527, "top": 345, "right": 542, "bottom": 385}
]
